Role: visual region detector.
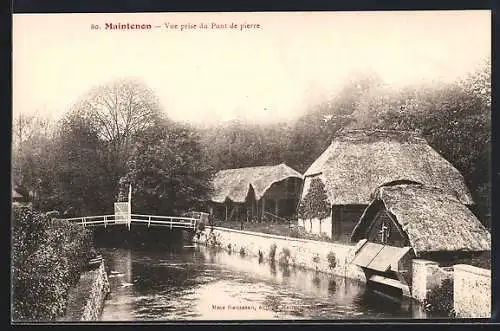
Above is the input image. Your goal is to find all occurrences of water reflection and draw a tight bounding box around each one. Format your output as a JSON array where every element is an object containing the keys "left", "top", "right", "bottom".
[{"left": 99, "top": 244, "right": 432, "bottom": 321}]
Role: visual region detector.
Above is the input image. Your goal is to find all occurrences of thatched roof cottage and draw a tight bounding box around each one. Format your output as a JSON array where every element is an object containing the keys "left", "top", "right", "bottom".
[
  {"left": 349, "top": 184, "right": 490, "bottom": 297},
  {"left": 299, "top": 129, "right": 474, "bottom": 242},
  {"left": 210, "top": 163, "right": 303, "bottom": 222},
  {"left": 351, "top": 184, "right": 490, "bottom": 255}
]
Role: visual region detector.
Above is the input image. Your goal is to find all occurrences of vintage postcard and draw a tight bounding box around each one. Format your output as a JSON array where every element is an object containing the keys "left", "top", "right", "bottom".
[{"left": 11, "top": 11, "right": 492, "bottom": 322}]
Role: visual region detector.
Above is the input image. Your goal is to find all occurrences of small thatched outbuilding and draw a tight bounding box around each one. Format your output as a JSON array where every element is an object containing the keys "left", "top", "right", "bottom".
[
  {"left": 351, "top": 184, "right": 491, "bottom": 256},
  {"left": 210, "top": 163, "right": 303, "bottom": 222},
  {"left": 349, "top": 184, "right": 490, "bottom": 297},
  {"left": 299, "top": 129, "right": 474, "bottom": 242}
]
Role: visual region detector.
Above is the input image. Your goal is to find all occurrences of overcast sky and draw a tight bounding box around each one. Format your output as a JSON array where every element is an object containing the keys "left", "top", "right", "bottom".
[{"left": 13, "top": 11, "right": 490, "bottom": 125}]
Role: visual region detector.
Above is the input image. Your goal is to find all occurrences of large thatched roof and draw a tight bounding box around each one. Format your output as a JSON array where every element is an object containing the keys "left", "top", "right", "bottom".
[
  {"left": 211, "top": 163, "right": 303, "bottom": 203},
  {"left": 303, "top": 129, "right": 473, "bottom": 205},
  {"left": 351, "top": 184, "right": 490, "bottom": 254}
]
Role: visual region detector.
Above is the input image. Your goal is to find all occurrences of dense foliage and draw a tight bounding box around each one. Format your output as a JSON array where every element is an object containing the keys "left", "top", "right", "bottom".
[
  {"left": 117, "top": 121, "right": 214, "bottom": 215},
  {"left": 424, "top": 278, "right": 456, "bottom": 317},
  {"left": 12, "top": 60, "right": 491, "bottom": 227},
  {"left": 12, "top": 206, "right": 94, "bottom": 321},
  {"left": 327, "top": 251, "right": 337, "bottom": 270}
]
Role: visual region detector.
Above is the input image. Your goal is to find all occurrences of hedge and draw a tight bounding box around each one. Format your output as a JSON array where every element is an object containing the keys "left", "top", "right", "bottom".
[{"left": 12, "top": 205, "right": 94, "bottom": 321}]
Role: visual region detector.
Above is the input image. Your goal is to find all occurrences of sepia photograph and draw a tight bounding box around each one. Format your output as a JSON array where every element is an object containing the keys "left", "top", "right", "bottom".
[{"left": 11, "top": 10, "right": 491, "bottom": 322}]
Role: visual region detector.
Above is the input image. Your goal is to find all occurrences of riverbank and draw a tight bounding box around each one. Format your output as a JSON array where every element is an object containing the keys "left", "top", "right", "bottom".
[
  {"left": 60, "top": 259, "right": 111, "bottom": 321},
  {"left": 193, "top": 227, "right": 365, "bottom": 281}
]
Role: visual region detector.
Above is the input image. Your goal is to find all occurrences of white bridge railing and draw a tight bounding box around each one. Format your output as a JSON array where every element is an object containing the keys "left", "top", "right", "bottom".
[{"left": 53, "top": 213, "right": 198, "bottom": 230}]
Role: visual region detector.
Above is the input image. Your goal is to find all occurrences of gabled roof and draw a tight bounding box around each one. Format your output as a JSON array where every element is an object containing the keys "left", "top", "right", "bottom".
[
  {"left": 351, "top": 184, "right": 490, "bottom": 254},
  {"left": 211, "top": 163, "right": 303, "bottom": 203},
  {"left": 303, "top": 129, "right": 473, "bottom": 205}
]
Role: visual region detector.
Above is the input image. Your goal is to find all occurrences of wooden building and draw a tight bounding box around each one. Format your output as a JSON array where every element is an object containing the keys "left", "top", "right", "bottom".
[
  {"left": 209, "top": 163, "right": 303, "bottom": 223},
  {"left": 350, "top": 183, "right": 491, "bottom": 297},
  {"left": 299, "top": 129, "right": 474, "bottom": 242}
]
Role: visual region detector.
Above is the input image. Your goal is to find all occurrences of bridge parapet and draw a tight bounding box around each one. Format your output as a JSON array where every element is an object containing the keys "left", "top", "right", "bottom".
[{"left": 52, "top": 213, "right": 204, "bottom": 231}]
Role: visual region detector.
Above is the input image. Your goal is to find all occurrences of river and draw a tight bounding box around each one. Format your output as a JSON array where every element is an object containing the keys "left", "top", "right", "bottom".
[{"left": 97, "top": 239, "right": 438, "bottom": 321}]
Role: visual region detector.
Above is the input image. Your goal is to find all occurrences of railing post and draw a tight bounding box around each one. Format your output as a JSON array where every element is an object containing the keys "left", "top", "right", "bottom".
[
  {"left": 170, "top": 217, "right": 172, "bottom": 229},
  {"left": 148, "top": 216, "right": 151, "bottom": 228},
  {"left": 104, "top": 215, "right": 107, "bottom": 228}
]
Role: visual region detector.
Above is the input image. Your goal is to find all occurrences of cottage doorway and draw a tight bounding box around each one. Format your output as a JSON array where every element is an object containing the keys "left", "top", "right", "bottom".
[{"left": 332, "top": 207, "right": 341, "bottom": 240}]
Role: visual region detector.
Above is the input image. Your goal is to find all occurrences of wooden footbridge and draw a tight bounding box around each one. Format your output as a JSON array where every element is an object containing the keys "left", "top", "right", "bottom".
[
  {"left": 54, "top": 213, "right": 200, "bottom": 230},
  {"left": 52, "top": 185, "right": 207, "bottom": 231}
]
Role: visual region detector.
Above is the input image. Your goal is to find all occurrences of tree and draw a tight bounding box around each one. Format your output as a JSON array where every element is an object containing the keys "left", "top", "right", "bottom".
[
  {"left": 12, "top": 113, "right": 56, "bottom": 200},
  {"left": 118, "top": 121, "right": 214, "bottom": 215},
  {"left": 198, "top": 120, "right": 292, "bottom": 172},
  {"left": 297, "top": 178, "right": 331, "bottom": 235},
  {"left": 286, "top": 72, "right": 384, "bottom": 172},
  {"left": 48, "top": 114, "right": 113, "bottom": 215},
  {"left": 68, "top": 78, "right": 164, "bottom": 195}
]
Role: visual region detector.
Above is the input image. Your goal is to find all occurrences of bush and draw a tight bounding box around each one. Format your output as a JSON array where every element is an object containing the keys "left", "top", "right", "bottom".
[
  {"left": 258, "top": 250, "right": 264, "bottom": 263},
  {"left": 319, "top": 232, "right": 330, "bottom": 241},
  {"left": 208, "top": 232, "right": 221, "bottom": 247},
  {"left": 239, "top": 247, "right": 246, "bottom": 256},
  {"left": 269, "top": 243, "right": 277, "bottom": 261},
  {"left": 12, "top": 205, "right": 94, "bottom": 321},
  {"left": 423, "top": 278, "right": 455, "bottom": 317},
  {"left": 13, "top": 244, "right": 70, "bottom": 320},
  {"left": 289, "top": 226, "right": 300, "bottom": 238},
  {"left": 197, "top": 220, "right": 206, "bottom": 232},
  {"left": 279, "top": 248, "right": 291, "bottom": 266},
  {"left": 12, "top": 206, "right": 47, "bottom": 263},
  {"left": 327, "top": 251, "right": 337, "bottom": 270}
]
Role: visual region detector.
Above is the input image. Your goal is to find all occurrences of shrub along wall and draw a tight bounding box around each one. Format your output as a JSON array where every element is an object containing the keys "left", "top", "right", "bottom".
[{"left": 12, "top": 205, "right": 95, "bottom": 321}]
